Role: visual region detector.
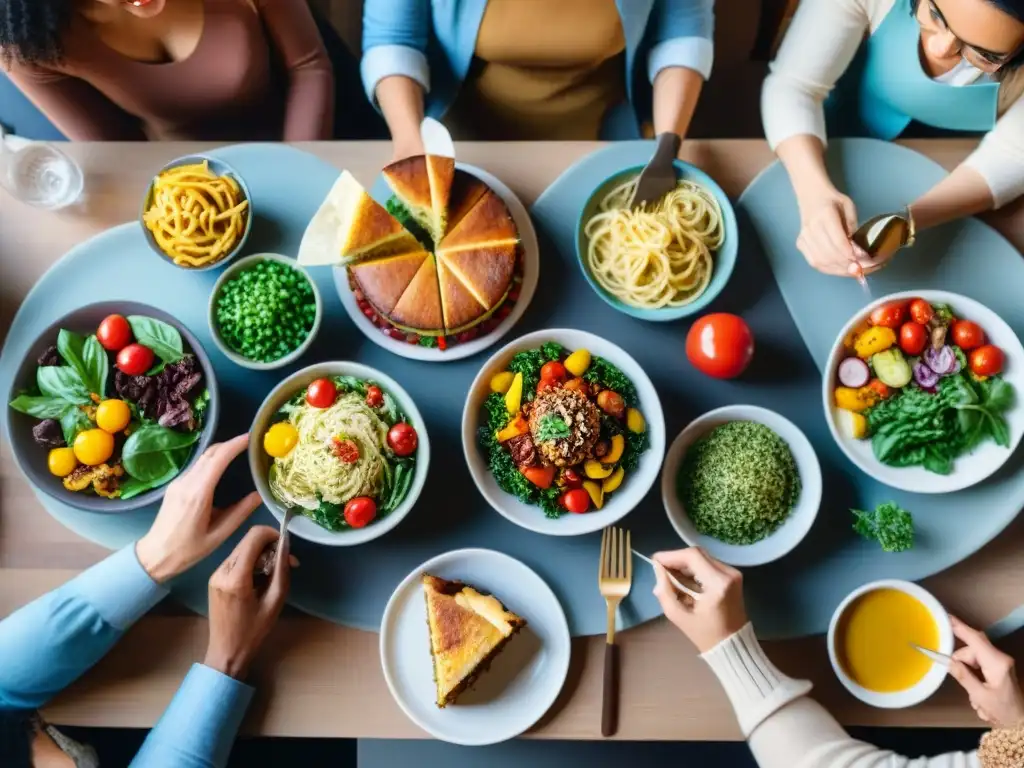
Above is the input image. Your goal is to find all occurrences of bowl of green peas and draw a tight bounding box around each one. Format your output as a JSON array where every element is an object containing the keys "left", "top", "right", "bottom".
[{"left": 208, "top": 253, "right": 322, "bottom": 370}]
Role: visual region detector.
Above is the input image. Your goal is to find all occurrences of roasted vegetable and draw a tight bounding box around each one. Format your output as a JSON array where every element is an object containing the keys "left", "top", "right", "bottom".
[
  {"left": 834, "top": 386, "right": 879, "bottom": 413},
  {"left": 626, "top": 408, "right": 646, "bottom": 434},
  {"left": 564, "top": 349, "right": 592, "bottom": 376},
  {"left": 854, "top": 326, "right": 897, "bottom": 359},
  {"left": 582, "top": 480, "right": 604, "bottom": 509},
  {"left": 584, "top": 459, "right": 614, "bottom": 480},
  {"left": 602, "top": 467, "right": 625, "bottom": 493},
  {"left": 496, "top": 415, "right": 528, "bottom": 443},
  {"left": 504, "top": 372, "right": 524, "bottom": 414},
  {"left": 489, "top": 371, "right": 515, "bottom": 394},
  {"left": 601, "top": 434, "right": 625, "bottom": 464},
  {"left": 596, "top": 389, "right": 626, "bottom": 419}
]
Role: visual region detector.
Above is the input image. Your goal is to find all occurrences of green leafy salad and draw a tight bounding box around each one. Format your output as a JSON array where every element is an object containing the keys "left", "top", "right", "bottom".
[
  {"left": 479, "top": 342, "right": 650, "bottom": 518},
  {"left": 851, "top": 501, "right": 914, "bottom": 553}
]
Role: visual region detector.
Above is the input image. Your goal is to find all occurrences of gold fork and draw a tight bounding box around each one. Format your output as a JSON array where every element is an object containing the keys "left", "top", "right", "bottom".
[{"left": 599, "top": 526, "right": 632, "bottom": 737}]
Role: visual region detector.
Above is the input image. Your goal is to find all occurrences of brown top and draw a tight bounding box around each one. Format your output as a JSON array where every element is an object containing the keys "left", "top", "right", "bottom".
[
  {"left": 4, "top": 0, "right": 333, "bottom": 141},
  {"left": 445, "top": 0, "right": 626, "bottom": 140}
]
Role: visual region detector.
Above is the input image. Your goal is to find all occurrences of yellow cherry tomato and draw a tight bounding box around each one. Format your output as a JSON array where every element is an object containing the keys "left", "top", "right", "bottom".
[
  {"left": 73, "top": 428, "right": 115, "bottom": 466},
  {"left": 96, "top": 399, "right": 132, "bottom": 433},
  {"left": 48, "top": 447, "right": 78, "bottom": 477},
  {"left": 264, "top": 422, "right": 299, "bottom": 458}
]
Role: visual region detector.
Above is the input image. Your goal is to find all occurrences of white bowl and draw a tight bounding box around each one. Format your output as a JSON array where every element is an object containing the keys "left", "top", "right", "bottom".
[
  {"left": 249, "top": 362, "right": 430, "bottom": 546},
  {"left": 463, "top": 329, "right": 665, "bottom": 536},
  {"left": 209, "top": 253, "right": 322, "bottom": 371},
  {"left": 827, "top": 579, "right": 953, "bottom": 709},
  {"left": 824, "top": 290, "right": 1024, "bottom": 493},
  {"left": 662, "top": 405, "right": 821, "bottom": 567},
  {"left": 379, "top": 548, "right": 571, "bottom": 745}
]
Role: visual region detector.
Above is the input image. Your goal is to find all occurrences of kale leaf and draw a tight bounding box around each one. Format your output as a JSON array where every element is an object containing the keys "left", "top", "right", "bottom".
[{"left": 851, "top": 501, "right": 914, "bottom": 553}]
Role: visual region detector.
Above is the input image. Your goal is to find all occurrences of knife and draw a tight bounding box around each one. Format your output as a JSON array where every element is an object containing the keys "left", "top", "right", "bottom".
[{"left": 420, "top": 117, "right": 454, "bottom": 158}]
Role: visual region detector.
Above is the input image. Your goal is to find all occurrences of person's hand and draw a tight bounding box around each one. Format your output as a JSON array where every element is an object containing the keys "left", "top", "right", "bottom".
[
  {"left": 135, "top": 434, "right": 261, "bottom": 584},
  {"left": 794, "top": 182, "right": 873, "bottom": 278},
  {"left": 651, "top": 547, "right": 748, "bottom": 653},
  {"left": 948, "top": 615, "right": 1024, "bottom": 729},
  {"left": 204, "top": 525, "right": 292, "bottom": 680}
]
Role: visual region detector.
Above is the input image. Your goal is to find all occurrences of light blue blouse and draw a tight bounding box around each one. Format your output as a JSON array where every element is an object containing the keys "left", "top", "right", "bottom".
[
  {"left": 0, "top": 545, "right": 252, "bottom": 767},
  {"left": 361, "top": 0, "right": 715, "bottom": 138}
]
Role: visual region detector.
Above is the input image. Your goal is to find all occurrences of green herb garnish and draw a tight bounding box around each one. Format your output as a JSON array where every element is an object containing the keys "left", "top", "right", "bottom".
[
  {"left": 535, "top": 414, "right": 570, "bottom": 442},
  {"left": 852, "top": 501, "right": 914, "bottom": 553}
]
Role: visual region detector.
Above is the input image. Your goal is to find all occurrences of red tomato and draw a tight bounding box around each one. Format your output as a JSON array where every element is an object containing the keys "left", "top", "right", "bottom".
[
  {"left": 535, "top": 378, "right": 556, "bottom": 394},
  {"left": 952, "top": 320, "right": 986, "bottom": 351},
  {"left": 97, "top": 314, "right": 132, "bottom": 352},
  {"left": 365, "top": 385, "right": 384, "bottom": 408},
  {"left": 521, "top": 465, "right": 556, "bottom": 489},
  {"left": 970, "top": 345, "right": 1004, "bottom": 377},
  {"left": 540, "top": 361, "right": 567, "bottom": 382},
  {"left": 306, "top": 378, "right": 337, "bottom": 408},
  {"left": 562, "top": 468, "right": 583, "bottom": 489},
  {"left": 332, "top": 438, "right": 360, "bottom": 464},
  {"left": 869, "top": 301, "right": 907, "bottom": 329},
  {"left": 685, "top": 313, "right": 754, "bottom": 379},
  {"left": 387, "top": 423, "right": 418, "bottom": 456},
  {"left": 866, "top": 378, "right": 891, "bottom": 400},
  {"left": 116, "top": 343, "right": 154, "bottom": 376},
  {"left": 909, "top": 299, "right": 934, "bottom": 325},
  {"left": 561, "top": 488, "right": 591, "bottom": 514},
  {"left": 898, "top": 322, "right": 927, "bottom": 356},
  {"left": 344, "top": 497, "right": 377, "bottom": 528}
]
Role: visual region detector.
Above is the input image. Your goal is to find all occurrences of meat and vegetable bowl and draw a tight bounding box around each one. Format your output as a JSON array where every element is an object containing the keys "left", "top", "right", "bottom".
[
  {"left": 7, "top": 305, "right": 217, "bottom": 510},
  {"left": 468, "top": 331, "right": 664, "bottom": 534}
]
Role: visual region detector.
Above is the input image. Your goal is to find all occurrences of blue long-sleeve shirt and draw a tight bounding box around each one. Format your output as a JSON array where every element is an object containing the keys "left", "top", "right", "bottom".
[{"left": 0, "top": 545, "right": 253, "bottom": 767}]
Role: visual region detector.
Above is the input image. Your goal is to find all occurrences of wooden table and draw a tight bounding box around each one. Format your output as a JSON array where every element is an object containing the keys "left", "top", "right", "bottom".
[{"left": 2, "top": 140, "right": 1023, "bottom": 740}]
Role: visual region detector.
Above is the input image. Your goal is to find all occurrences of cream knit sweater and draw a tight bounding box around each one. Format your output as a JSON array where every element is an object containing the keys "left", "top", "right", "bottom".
[
  {"left": 762, "top": 0, "right": 1024, "bottom": 208},
  {"left": 702, "top": 624, "right": 1024, "bottom": 768}
]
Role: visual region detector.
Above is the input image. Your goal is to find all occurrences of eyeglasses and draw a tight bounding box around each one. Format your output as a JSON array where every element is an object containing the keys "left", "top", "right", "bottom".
[{"left": 921, "top": 0, "right": 1019, "bottom": 72}]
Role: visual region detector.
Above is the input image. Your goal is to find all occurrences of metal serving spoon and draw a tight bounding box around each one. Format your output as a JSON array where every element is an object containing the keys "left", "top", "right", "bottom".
[{"left": 848, "top": 211, "right": 915, "bottom": 289}]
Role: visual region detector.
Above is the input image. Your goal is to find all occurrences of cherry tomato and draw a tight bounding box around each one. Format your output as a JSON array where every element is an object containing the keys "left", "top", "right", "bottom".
[
  {"left": 95, "top": 399, "right": 131, "bottom": 433},
  {"left": 562, "top": 468, "right": 583, "bottom": 489},
  {"left": 97, "top": 314, "right": 132, "bottom": 352},
  {"left": 365, "top": 385, "right": 384, "bottom": 408},
  {"left": 970, "top": 345, "right": 1004, "bottom": 377},
  {"left": 116, "top": 343, "right": 155, "bottom": 376},
  {"left": 866, "top": 378, "right": 891, "bottom": 400},
  {"left": 561, "top": 488, "right": 591, "bottom": 514},
  {"left": 48, "top": 447, "right": 78, "bottom": 477},
  {"left": 685, "top": 313, "right": 754, "bottom": 379},
  {"left": 536, "top": 378, "right": 556, "bottom": 394},
  {"left": 332, "top": 438, "right": 360, "bottom": 464},
  {"left": 898, "top": 322, "right": 927, "bottom": 356},
  {"left": 73, "top": 428, "right": 114, "bottom": 466},
  {"left": 540, "top": 361, "right": 567, "bottom": 382},
  {"left": 264, "top": 423, "right": 299, "bottom": 458},
  {"left": 306, "top": 378, "right": 337, "bottom": 408},
  {"left": 344, "top": 496, "right": 377, "bottom": 528},
  {"left": 387, "top": 423, "right": 418, "bottom": 457},
  {"left": 869, "top": 301, "right": 907, "bottom": 329},
  {"left": 909, "top": 299, "right": 934, "bottom": 325},
  {"left": 952, "top": 320, "right": 986, "bottom": 351}
]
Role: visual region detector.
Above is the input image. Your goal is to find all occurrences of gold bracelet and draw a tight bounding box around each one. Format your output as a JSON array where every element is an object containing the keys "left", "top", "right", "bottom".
[{"left": 903, "top": 206, "right": 917, "bottom": 248}]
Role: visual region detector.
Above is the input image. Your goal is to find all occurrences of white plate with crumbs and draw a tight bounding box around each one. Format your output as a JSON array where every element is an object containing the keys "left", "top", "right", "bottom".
[{"left": 379, "top": 549, "right": 570, "bottom": 745}]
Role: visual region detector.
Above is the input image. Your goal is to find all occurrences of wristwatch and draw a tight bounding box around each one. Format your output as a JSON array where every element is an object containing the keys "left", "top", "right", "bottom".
[{"left": 902, "top": 206, "right": 917, "bottom": 248}]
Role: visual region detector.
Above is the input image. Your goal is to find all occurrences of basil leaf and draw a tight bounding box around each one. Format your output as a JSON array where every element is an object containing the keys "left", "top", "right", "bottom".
[
  {"left": 122, "top": 424, "right": 199, "bottom": 482},
  {"left": 987, "top": 412, "right": 1011, "bottom": 448},
  {"left": 8, "top": 394, "right": 71, "bottom": 419},
  {"left": 82, "top": 335, "right": 109, "bottom": 397},
  {"left": 127, "top": 316, "right": 184, "bottom": 364},
  {"left": 37, "top": 366, "right": 90, "bottom": 404},
  {"left": 984, "top": 378, "right": 1015, "bottom": 413},
  {"left": 60, "top": 406, "right": 93, "bottom": 445},
  {"left": 119, "top": 465, "right": 181, "bottom": 500}
]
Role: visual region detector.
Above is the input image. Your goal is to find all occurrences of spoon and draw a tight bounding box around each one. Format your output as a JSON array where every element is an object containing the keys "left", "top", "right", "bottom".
[
  {"left": 632, "top": 550, "right": 701, "bottom": 601},
  {"left": 849, "top": 211, "right": 914, "bottom": 289},
  {"left": 908, "top": 642, "right": 952, "bottom": 667}
]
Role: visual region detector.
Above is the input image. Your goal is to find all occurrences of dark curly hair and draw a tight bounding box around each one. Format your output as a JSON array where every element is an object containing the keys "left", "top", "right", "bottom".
[{"left": 0, "top": 0, "right": 75, "bottom": 66}]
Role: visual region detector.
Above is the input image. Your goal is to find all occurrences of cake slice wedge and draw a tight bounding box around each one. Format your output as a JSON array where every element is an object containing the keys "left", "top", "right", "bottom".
[
  {"left": 382, "top": 156, "right": 434, "bottom": 241},
  {"left": 446, "top": 170, "right": 489, "bottom": 235},
  {"left": 298, "top": 170, "right": 420, "bottom": 267},
  {"left": 422, "top": 575, "right": 527, "bottom": 708},
  {"left": 349, "top": 250, "right": 428, "bottom": 315},
  {"left": 425, "top": 154, "right": 455, "bottom": 242},
  {"left": 389, "top": 253, "right": 444, "bottom": 335},
  {"left": 437, "top": 242, "right": 517, "bottom": 310},
  {"left": 437, "top": 254, "right": 487, "bottom": 332},
  {"left": 437, "top": 188, "right": 519, "bottom": 253}
]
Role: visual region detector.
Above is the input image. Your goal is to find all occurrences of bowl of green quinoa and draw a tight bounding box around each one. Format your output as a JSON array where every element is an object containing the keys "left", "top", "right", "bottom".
[
  {"left": 209, "top": 253, "right": 322, "bottom": 370},
  {"left": 661, "top": 405, "right": 821, "bottom": 567}
]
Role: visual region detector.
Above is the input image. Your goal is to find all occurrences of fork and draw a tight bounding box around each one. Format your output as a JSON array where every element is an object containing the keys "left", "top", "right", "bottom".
[{"left": 599, "top": 526, "right": 633, "bottom": 737}]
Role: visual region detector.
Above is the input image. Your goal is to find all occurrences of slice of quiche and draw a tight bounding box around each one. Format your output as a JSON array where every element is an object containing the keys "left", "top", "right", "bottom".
[{"left": 422, "top": 574, "right": 526, "bottom": 707}]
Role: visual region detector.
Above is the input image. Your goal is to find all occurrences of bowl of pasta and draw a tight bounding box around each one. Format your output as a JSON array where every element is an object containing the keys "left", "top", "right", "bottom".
[
  {"left": 575, "top": 160, "right": 738, "bottom": 321},
  {"left": 141, "top": 154, "right": 253, "bottom": 271}
]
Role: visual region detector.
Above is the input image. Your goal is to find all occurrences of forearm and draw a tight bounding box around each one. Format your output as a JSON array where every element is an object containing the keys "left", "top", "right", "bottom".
[
  {"left": 776, "top": 134, "right": 835, "bottom": 201},
  {"left": 909, "top": 165, "right": 995, "bottom": 232},
  {"left": 376, "top": 75, "right": 425, "bottom": 157},
  {"left": 282, "top": 62, "right": 335, "bottom": 141},
  {"left": 652, "top": 67, "right": 704, "bottom": 140},
  {"left": 0, "top": 545, "right": 167, "bottom": 709}
]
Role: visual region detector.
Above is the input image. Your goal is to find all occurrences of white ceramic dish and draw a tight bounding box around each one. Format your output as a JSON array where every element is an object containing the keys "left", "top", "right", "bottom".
[
  {"left": 662, "top": 405, "right": 821, "bottom": 567},
  {"left": 463, "top": 329, "right": 665, "bottom": 536},
  {"left": 827, "top": 579, "right": 953, "bottom": 709},
  {"left": 334, "top": 163, "right": 539, "bottom": 362},
  {"left": 249, "top": 362, "right": 429, "bottom": 546},
  {"left": 824, "top": 290, "right": 1024, "bottom": 494},
  {"left": 209, "top": 253, "right": 322, "bottom": 371},
  {"left": 379, "top": 548, "right": 571, "bottom": 746}
]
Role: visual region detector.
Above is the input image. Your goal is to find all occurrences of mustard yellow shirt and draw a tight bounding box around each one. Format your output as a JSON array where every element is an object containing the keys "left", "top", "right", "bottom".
[{"left": 445, "top": 0, "right": 626, "bottom": 140}]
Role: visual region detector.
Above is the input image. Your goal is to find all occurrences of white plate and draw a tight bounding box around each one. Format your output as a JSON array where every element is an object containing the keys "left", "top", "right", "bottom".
[
  {"left": 463, "top": 329, "right": 666, "bottom": 536},
  {"left": 379, "top": 549, "right": 571, "bottom": 745},
  {"left": 335, "top": 163, "right": 539, "bottom": 362},
  {"left": 662, "top": 405, "right": 822, "bottom": 567},
  {"left": 824, "top": 290, "right": 1024, "bottom": 494}
]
